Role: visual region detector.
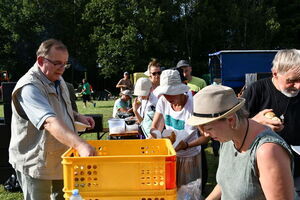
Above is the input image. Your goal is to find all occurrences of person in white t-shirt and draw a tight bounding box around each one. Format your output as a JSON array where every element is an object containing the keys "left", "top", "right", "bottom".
[
  {"left": 132, "top": 78, "right": 157, "bottom": 137},
  {"left": 150, "top": 69, "right": 210, "bottom": 188},
  {"left": 133, "top": 78, "right": 154, "bottom": 122}
]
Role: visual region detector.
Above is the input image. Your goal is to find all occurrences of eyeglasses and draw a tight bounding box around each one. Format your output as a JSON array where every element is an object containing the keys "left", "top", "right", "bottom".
[
  {"left": 151, "top": 71, "right": 162, "bottom": 76},
  {"left": 43, "top": 57, "right": 71, "bottom": 69}
]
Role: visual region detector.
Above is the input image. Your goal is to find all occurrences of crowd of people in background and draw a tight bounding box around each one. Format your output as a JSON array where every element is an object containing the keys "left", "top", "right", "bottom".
[
  {"left": 8, "top": 37, "right": 300, "bottom": 200},
  {"left": 112, "top": 50, "right": 300, "bottom": 199}
]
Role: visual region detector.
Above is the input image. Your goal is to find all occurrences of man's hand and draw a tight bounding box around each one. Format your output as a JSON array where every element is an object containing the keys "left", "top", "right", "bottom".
[
  {"left": 76, "top": 142, "right": 97, "bottom": 157},
  {"left": 252, "top": 109, "right": 284, "bottom": 132},
  {"left": 117, "top": 84, "right": 127, "bottom": 88},
  {"left": 44, "top": 116, "right": 97, "bottom": 157},
  {"left": 76, "top": 114, "right": 95, "bottom": 130}
]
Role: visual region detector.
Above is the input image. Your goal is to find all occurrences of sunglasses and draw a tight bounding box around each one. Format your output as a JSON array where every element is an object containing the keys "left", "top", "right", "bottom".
[{"left": 151, "top": 71, "right": 162, "bottom": 76}]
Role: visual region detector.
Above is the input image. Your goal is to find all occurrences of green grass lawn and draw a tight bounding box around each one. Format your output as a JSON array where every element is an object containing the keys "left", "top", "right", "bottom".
[{"left": 0, "top": 100, "right": 218, "bottom": 199}]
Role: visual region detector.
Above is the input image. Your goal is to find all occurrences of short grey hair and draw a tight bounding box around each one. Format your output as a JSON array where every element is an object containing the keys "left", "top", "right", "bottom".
[
  {"left": 36, "top": 39, "right": 68, "bottom": 57},
  {"left": 235, "top": 107, "right": 249, "bottom": 120},
  {"left": 272, "top": 49, "right": 300, "bottom": 74},
  {"left": 218, "top": 107, "right": 249, "bottom": 129}
]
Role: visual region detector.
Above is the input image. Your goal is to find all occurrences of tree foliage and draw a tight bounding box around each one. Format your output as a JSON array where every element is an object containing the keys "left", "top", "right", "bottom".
[
  {"left": 0, "top": 0, "right": 299, "bottom": 90},
  {"left": 83, "top": 0, "right": 178, "bottom": 78}
]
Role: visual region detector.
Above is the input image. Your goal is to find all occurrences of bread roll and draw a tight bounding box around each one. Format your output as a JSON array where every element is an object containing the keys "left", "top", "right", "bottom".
[
  {"left": 264, "top": 112, "right": 281, "bottom": 121},
  {"left": 162, "top": 130, "right": 176, "bottom": 144},
  {"left": 169, "top": 132, "right": 176, "bottom": 144},
  {"left": 264, "top": 111, "right": 276, "bottom": 119},
  {"left": 271, "top": 117, "right": 281, "bottom": 122}
]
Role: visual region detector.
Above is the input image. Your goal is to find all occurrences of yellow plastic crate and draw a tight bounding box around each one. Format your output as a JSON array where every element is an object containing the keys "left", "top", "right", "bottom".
[
  {"left": 62, "top": 139, "right": 176, "bottom": 199},
  {"left": 64, "top": 189, "right": 177, "bottom": 200}
]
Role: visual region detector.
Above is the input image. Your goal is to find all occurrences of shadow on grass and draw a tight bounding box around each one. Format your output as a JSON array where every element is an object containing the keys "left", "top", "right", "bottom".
[{"left": 95, "top": 105, "right": 114, "bottom": 108}]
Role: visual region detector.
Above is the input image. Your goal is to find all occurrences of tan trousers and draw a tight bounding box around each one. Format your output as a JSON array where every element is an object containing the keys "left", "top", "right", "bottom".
[{"left": 16, "top": 170, "right": 64, "bottom": 200}]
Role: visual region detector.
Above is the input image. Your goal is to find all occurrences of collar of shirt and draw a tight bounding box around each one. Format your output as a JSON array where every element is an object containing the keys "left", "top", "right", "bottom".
[{"left": 35, "top": 63, "right": 61, "bottom": 95}]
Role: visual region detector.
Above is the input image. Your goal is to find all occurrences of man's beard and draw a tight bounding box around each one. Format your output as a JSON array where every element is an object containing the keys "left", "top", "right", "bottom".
[{"left": 280, "top": 87, "right": 299, "bottom": 97}]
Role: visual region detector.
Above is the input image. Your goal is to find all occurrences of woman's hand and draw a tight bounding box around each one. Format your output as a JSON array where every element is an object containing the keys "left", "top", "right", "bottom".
[
  {"left": 175, "top": 140, "right": 188, "bottom": 151},
  {"left": 132, "top": 97, "right": 141, "bottom": 113},
  {"left": 205, "top": 184, "right": 222, "bottom": 200}
]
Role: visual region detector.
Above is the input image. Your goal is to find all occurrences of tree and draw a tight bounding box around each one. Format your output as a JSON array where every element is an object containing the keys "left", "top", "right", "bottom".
[{"left": 83, "top": 0, "right": 179, "bottom": 78}]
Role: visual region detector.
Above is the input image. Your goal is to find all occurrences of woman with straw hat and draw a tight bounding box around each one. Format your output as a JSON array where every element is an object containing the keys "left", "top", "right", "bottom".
[
  {"left": 187, "top": 85, "right": 295, "bottom": 199},
  {"left": 150, "top": 69, "right": 210, "bottom": 188}
]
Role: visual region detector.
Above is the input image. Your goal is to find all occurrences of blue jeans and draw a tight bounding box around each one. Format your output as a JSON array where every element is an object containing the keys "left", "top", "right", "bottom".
[{"left": 16, "top": 170, "right": 64, "bottom": 200}]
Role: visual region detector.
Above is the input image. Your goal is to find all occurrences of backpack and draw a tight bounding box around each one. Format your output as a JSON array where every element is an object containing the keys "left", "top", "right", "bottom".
[{"left": 4, "top": 174, "right": 22, "bottom": 192}]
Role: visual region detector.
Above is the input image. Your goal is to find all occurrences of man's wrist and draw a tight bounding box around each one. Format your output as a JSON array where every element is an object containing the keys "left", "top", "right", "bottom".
[{"left": 74, "top": 112, "right": 81, "bottom": 120}]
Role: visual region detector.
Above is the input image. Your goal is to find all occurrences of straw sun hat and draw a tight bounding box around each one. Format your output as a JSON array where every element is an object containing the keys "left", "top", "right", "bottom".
[
  {"left": 155, "top": 69, "right": 190, "bottom": 96},
  {"left": 133, "top": 77, "right": 152, "bottom": 96},
  {"left": 187, "top": 85, "right": 245, "bottom": 126}
]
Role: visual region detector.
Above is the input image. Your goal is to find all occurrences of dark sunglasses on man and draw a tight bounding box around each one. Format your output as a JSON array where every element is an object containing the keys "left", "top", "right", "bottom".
[{"left": 151, "top": 71, "right": 162, "bottom": 76}]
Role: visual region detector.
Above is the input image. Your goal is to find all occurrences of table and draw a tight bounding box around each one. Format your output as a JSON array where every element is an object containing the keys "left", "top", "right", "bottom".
[
  {"left": 78, "top": 114, "right": 104, "bottom": 139},
  {"left": 108, "top": 130, "right": 141, "bottom": 140}
]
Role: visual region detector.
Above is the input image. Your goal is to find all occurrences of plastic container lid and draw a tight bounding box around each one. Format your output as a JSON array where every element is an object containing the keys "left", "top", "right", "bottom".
[{"left": 108, "top": 118, "right": 125, "bottom": 133}]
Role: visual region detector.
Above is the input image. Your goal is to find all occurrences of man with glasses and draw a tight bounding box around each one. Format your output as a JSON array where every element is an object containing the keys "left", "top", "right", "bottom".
[
  {"left": 243, "top": 49, "right": 300, "bottom": 197},
  {"left": 176, "top": 60, "right": 207, "bottom": 95},
  {"left": 9, "top": 39, "right": 96, "bottom": 200}
]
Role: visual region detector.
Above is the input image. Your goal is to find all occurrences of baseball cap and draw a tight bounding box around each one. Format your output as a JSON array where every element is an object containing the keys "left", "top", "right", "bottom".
[{"left": 176, "top": 60, "right": 190, "bottom": 68}]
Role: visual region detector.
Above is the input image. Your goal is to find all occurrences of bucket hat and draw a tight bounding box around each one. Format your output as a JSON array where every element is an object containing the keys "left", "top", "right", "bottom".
[
  {"left": 133, "top": 77, "right": 152, "bottom": 96},
  {"left": 155, "top": 69, "right": 190, "bottom": 96},
  {"left": 176, "top": 60, "right": 190, "bottom": 68},
  {"left": 187, "top": 85, "right": 245, "bottom": 126},
  {"left": 120, "top": 90, "right": 133, "bottom": 98},
  {"left": 144, "top": 70, "right": 150, "bottom": 76}
]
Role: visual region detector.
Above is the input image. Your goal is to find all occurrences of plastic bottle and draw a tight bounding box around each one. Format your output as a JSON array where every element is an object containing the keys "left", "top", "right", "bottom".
[
  {"left": 184, "top": 193, "right": 191, "bottom": 200},
  {"left": 70, "top": 189, "right": 83, "bottom": 200}
]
